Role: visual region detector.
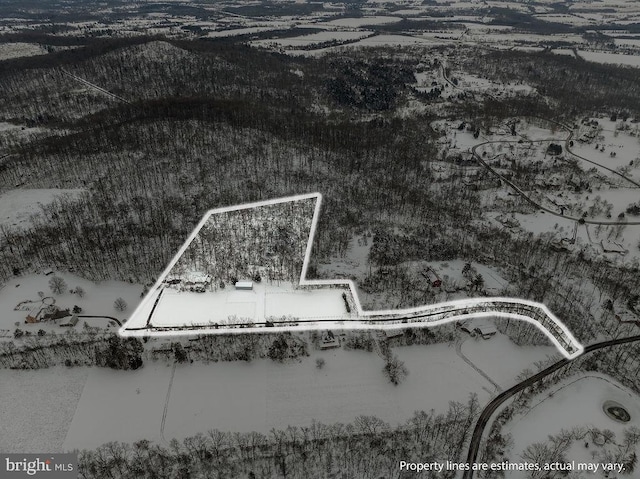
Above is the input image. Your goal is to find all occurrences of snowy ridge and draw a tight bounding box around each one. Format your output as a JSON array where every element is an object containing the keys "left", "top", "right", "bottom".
[{"left": 120, "top": 193, "right": 584, "bottom": 360}]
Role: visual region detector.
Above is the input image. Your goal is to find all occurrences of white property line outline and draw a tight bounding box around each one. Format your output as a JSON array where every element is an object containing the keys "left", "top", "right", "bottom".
[{"left": 119, "top": 192, "right": 584, "bottom": 359}]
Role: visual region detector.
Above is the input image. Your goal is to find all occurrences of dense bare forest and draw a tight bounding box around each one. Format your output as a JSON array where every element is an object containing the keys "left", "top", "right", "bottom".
[{"left": 1, "top": 38, "right": 639, "bottom": 348}]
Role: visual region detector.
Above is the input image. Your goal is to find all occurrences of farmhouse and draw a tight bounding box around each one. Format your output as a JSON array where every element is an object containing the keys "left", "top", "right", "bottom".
[
  {"left": 183, "top": 272, "right": 212, "bottom": 292},
  {"left": 421, "top": 268, "right": 442, "bottom": 287},
  {"left": 459, "top": 320, "right": 497, "bottom": 339},
  {"left": 474, "top": 322, "right": 497, "bottom": 339},
  {"left": 601, "top": 240, "right": 627, "bottom": 255}
]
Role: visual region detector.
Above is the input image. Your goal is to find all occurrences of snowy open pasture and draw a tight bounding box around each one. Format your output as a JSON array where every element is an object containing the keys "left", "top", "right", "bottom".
[
  {"left": 0, "top": 42, "right": 48, "bottom": 60},
  {"left": 578, "top": 50, "right": 640, "bottom": 68},
  {"left": 0, "top": 367, "right": 89, "bottom": 453},
  {"left": 63, "top": 362, "right": 172, "bottom": 450},
  {"left": 460, "top": 333, "right": 558, "bottom": 387},
  {"left": 322, "top": 16, "right": 401, "bottom": 27},
  {"left": 253, "top": 30, "right": 373, "bottom": 50},
  {"left": 63, "top": 344, "right": 492, "bottom": 450}
]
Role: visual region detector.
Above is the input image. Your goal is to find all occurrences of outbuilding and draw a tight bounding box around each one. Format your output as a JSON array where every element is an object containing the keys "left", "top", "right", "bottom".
[
  {"left": 59, "top": 315, "right": 79, "bottom": 327},
  {"left": 473, "top": 323, "right": 497, "bottom": 339},
  {"left": 235, "top": 280, "right": 254, "bottom": 291}
]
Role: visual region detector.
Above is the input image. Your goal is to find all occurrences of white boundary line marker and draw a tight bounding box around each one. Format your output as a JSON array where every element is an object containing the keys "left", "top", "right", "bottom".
[{"left": 120, "top": 192, "right": 584, "bottom": 359}]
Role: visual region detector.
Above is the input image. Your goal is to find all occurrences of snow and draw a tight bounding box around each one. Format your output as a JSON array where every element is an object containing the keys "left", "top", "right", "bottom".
[
  {"left": 205, "top": 26, "right": 283, "bottom": 38},
  {"left": 614, "top": 38, "right": 640, "bottom": 48},
  {"left": 350, "top": 34, "right": 443, "bottom": 47},
  {"left": 511, "top": 212, "right": 576, "bottom": 237},
  {"left": 63, "top": 362, "right": 172, "bottom": 450},
  {"left": 0, "top": 367, "right": 89, "bottom": 452},
  {"left": 505, "top": 373, "right": 640, "bottom": 478},
  {"left": 0, "top": 189, "right": 85, "bottom": 230},
  {"left": 144, "top": 282, "right": 349, "bottom": 328},
  {"left": 63, "top": 344, "right": 491, "bottom": 449},
  {"left": 318, "top": 234, "right": 372, "bottom": 278},
  {"left": 570, "top": 123, "right": 640, "bottom": 182},
  {"left": 534, "top": 14, "right": 595, "bottom": 26},
  {"left": 0, "top": 273, "right": 144, "bottom": 334},
  {"left": 264, "top": 288, "right": 349, "bottom": 318},
  {"left": 323, "top": 16, "right": 401, "bottom": 27},
  {"left": 578, "top": 50, "right": 640, "bottom": 68},
  {"left": 254, "top": 30, "right": 373, "bottom": 49},
  {"left": 460, "top": 333, "right": 558, "bottom": 387},
  {"left": 407, "top": 259, "right": 509, "bottom": 293},
  {"left": 0, "top": 43, "right": 48, "bottom": 61}
]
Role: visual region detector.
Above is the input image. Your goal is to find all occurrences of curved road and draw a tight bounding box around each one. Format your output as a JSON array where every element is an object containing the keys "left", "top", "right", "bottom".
[
  {"left": 471, "top": 140, "right": 640, "bottom": 226},
  {"left": 78, "top": 314, "right": 122, "bottom": 326},
  {"left": 440, "top": 62, "right": 640, "bottom": 209},
  {"left": 462, "top": 334, "right": 640, "bottom": 479}
]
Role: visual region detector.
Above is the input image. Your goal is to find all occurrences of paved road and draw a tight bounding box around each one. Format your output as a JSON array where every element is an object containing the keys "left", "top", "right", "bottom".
[
  {"left": 471, "top": 140, "right": 640, "bottom": 226},
  {"left": 462, "top": 334, "right": 640, "bottom": 479},
  {"left": 78, "top": 314, "right": 122, "bottom": 326}
]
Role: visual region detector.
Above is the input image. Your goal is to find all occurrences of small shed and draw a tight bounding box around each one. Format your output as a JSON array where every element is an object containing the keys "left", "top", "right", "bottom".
[
  {"left": 235, "top": 281, "right": 254, "bottom": 291},
  {"left": 183, "top": 272, "right": 212, "bottom": 292},
  {"left": 601, "top": 240, "right": 627, "bottom": 255},
  {"left": 384, "top": 329, "right": 404, "bottom": 339},
  {"left": 320, "top": 331, "right": 340, "bottom": 350},
  {"left": 60, "top": 315, "right": 79, "bottom": 327}
]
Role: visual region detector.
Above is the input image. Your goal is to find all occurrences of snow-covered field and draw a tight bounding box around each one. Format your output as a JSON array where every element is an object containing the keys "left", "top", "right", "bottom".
[
  {"left": 63, "top": 362, "right": 172, "bottom": 449},
  {"left": 254, "top": 30, "right": 372, "bottom": 49},
  {"left": 505, "top": 373, "right": 640, "bottom": 478},
  {"left": 350, "top": 34, "right": 441, "bottom": 47},
  {"left": 0, "top": 189, "right": 85, "bottom": 230},
  {"left": 264, "top": 288, "right": 349, "bottom": 318},
  {"left": 0, "top": 367, "right": 89, "bottom": 452},
  {"left": 63, "top": 344, "right": 492, "bottom": 449},
  {"left": 138, "top": 281, "right": 349, "bottom": 328},
  {"left": 578, "top": 50, "right": 640, "bottom": 67},
  {"left": 0, "top": 42, "right": 48, "bottom": 60},
  {"left": 461, "top": 333, "right": 558, "bottom": 387},
  {"left": 322, "top": 16, "right": 401, "bottom": 27}
]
